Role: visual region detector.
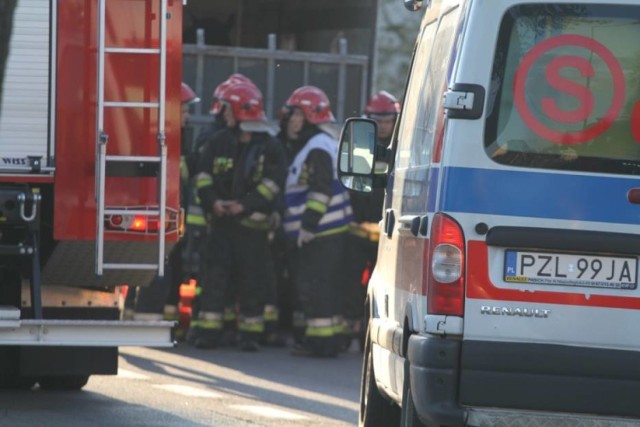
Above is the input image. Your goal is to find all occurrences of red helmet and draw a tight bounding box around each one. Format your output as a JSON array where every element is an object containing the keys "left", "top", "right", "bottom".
[
  {"left": 181, "top": 82, "right": 200, "bottom": 105},
  {"left": 285, "top": 86, "right": 336, "bottom": 125},
  {"left": 365, "top": 91, "right": 400, "bottom": 117},
  {"left": 219, "top": 82, "right": 267, "bottom": 122},
  {"left": 209, "top": 74, "right": 257, "bottom": 114},
  {"left": 228, "top": 73, "right": 255, "bottom": 86}
]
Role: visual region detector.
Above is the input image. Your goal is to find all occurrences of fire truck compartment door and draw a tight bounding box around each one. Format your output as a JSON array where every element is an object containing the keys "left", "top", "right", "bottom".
[{"left": 0, "top": 0, "right": 53, "bottom": 170}]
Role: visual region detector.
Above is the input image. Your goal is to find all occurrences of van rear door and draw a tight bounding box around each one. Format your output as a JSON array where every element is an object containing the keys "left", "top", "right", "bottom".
[{"left": 445, "top": 0, "right": 640, "bottom": 417}]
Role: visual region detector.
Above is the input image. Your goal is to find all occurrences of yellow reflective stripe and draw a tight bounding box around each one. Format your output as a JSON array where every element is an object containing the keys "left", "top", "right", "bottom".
[
  {"left": 186, "top": 213, "right": 206, "bottom": 225},
  {"left": 164, "top": 304, "right": 178, "bottom": 316},
  {"left": 306, "top": 200, "right": 328, "bottom": 214},
  {"left": 264, "top": 305, "right": 279, "bottom": 321},
  {"left": 163, "top": 305, "right": 178, "bottom": 321},
  {"left": 196, "top": 178, "right": 213, "bottom": 189},
  {"left": 316, "top": 225, "right": 349, "bottom": 238},
  {"left": 198, "top": 311, "right": 222, "bottom": 321},
  {"left": 238, "top": 322, "right": 265, "bottom": 333},
  {"left": 239, "top": 217, "right": 270, "bottom": 230},
  {"left": 308, "top": 191, "right": 330, "bottom": 204},
  {"left": 256, "top": 183, "right": 274, "bottom": 201},
  {"left": 223, "top": 312, "right": 237, "bottom": 321},
  {"left": 306, "top": 326, "right": 334, "bottom": 337},
  {"left": 180, "top": 157, "right": 189, "bottom": 181},
  {"left": 261, "top": 178, "right": 280, "bottom": 194},
  {"left": 264, "top": 311, "right": 278, "bottom": 322},
  {"left": 190, "top": 319, "right": 222, "bottom": 329}
]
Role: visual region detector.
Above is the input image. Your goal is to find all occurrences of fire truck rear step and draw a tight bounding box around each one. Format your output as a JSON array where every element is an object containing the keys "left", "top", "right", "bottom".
[{"left": 0, "top": 319, "right": 174, "bottom": 347}]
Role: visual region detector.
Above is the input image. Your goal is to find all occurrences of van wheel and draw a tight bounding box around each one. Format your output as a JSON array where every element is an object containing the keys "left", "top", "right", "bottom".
[
  {"left": 39, "top": 375, "right": 90, "bottom": 391},
  {"left": 401, "top": 360, "right": 427, "bottom": 426},
  {"left": 359, "top": 323, "right": 400, "bottom": 427}
]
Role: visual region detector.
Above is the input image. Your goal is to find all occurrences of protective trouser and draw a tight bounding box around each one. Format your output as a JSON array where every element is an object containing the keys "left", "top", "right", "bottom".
[
  {"left": 134, "top": 240, "right": 185, "bottom": 321},
  {"left": 193, "top": 223, "right": 269, "bottom": 346},
  {"left": 290, "top": 232, "right": 346, "bottom": 356}
]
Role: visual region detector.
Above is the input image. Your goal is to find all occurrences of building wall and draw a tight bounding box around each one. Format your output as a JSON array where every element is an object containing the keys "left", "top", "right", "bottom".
[{"left": 373, "top": 0, "right": 422, "bottom": 100}]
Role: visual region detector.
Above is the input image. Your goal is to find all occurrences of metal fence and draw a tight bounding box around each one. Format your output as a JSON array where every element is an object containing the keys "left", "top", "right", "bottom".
[{"left": 182, "top": 29, "right": 369, "bottom": 142}]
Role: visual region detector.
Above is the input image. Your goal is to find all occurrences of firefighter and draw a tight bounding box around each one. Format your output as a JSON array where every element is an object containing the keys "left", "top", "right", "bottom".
[
  {"left": 184, "top": 74, "right": 260, "bottom": 345},
  {"left": 281, "top": 86, "right": 353, "bottom": 358},
  {"left": 187, "top": 81, "right": 287, "bottom": 351},
  {"left": 132, "top": 83, "right": 200, "bottom": 333},
  {"left": 345, "top": 91, "right": 400, "bottom": 350},
  {"left": 182, "top": 77, "right": 242, "bottom": 292}
]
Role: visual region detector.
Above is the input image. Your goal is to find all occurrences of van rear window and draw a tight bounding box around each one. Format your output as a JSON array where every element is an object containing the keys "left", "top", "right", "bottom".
[{"left": 485, "top": 4, "right": 640, "bottom": 175}]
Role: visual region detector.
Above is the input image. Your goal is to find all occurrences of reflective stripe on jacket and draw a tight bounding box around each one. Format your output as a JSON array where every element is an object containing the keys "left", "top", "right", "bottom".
[{"left": 284, "top": 132, "right": 352, "bottom": 239}]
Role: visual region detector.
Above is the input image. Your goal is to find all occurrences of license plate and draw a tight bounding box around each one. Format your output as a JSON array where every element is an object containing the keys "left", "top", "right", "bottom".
[{"left": 504, "top": 250, "right": 638, "bottom": 290}]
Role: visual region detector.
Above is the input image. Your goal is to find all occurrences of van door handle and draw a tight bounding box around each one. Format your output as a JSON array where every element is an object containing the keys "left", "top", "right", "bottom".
[
  {"left": 385, "top": 209, "right": 395, "bottom": 238},
  {"left": 398, "top": 215, "right": 421, "bottom": 236}
]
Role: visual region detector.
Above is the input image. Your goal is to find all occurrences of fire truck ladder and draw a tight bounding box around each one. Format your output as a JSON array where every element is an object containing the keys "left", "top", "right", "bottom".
[{"left": 95, "top": 0, "right": 168, "bottom": 277}]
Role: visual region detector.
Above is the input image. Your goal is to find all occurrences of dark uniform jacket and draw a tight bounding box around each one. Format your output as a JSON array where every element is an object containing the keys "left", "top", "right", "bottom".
[{"left": 195, "top": 127, "right": 287, "bottom": 226}]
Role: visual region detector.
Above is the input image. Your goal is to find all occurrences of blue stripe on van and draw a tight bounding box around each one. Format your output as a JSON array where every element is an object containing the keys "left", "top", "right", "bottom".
[
  {"left": 428, "top": 167, "right": 439, "bottom": 213},
  {"left": 438, "top": 167, "right": 640, "bottom": 225}
]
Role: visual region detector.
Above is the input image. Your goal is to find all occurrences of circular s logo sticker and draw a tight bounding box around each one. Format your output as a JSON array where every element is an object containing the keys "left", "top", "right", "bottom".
[{"left": 513, "top": 34, "right": 628, "bottom": 145}]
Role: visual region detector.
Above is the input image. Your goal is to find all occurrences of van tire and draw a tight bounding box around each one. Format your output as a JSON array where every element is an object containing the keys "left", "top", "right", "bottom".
[
  {"left": 359, "top": 323, "right": 400, "bottom": 427},
  {"left": 401, "top": 360, "right": 427, "bottom": 427}
]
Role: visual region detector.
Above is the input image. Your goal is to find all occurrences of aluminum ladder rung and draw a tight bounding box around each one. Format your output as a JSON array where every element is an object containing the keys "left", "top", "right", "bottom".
[
  {"left": 105, "top": 155, "right": 161, "bottom": 162},
  {"left": 105, "top": 47, "right": 161, "bottom": 54},
  {"left": 104, "top": 101, "right": 160, "bottom": 108},
  {"left": 103, "top": 263, "right": 159, "bottom": 271},
  {"left": 96, "top": 0, "right": 168, "bottom": 278},
  {"left": 104, "top": 208, "right": 160, "bottom": 216}
]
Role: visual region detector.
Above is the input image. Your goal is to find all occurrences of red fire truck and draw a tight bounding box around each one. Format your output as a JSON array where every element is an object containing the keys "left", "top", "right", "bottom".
[{"left": 0, "top": 0, "right": 180, "bottom": 389}]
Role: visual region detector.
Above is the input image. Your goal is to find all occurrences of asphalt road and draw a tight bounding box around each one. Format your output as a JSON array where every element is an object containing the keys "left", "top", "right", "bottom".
[{"left": 0, "top": 340, "right": 363, "bottom": 426}]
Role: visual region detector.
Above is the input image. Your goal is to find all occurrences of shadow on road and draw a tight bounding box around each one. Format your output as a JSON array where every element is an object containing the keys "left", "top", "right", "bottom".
[{"left": 120, "top": 342, "right": 362, "bottom": 425}]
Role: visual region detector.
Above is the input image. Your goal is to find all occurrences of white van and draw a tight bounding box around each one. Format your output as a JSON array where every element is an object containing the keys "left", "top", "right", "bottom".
[{"left": 338, "top": 0, "right": 640, "bottom": 426}]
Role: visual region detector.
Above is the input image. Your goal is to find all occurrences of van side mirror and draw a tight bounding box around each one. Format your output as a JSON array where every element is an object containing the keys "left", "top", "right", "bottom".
[{"left": 338, "top": 118, "right": 378, "bottom": 192}]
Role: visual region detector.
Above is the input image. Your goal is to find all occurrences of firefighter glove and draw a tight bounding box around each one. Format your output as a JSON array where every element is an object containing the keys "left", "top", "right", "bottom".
[{"left": 297, "top": 229, "right": 315, "bottom": 248}]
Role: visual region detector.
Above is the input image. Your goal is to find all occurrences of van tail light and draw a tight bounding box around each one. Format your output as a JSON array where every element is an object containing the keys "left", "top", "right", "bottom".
[{"left": 427, "top": 213, "right": 465, "bottom": 316}]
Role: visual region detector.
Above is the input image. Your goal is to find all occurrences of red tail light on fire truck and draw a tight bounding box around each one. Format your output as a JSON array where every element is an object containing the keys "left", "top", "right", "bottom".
[{"left": 104, "top": 207, "right": 180, "bottom": 235}]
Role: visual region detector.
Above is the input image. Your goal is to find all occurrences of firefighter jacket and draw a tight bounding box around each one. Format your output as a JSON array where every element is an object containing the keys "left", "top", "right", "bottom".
[
  {"left": 283, "top": 130, "right": 352, "bottom": 240},
  {"left": 195, "top": 127, "right": 287, "bottom": 230},
  {"left": 184, "top": 123, "right": 226, "bottom": 228}
]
